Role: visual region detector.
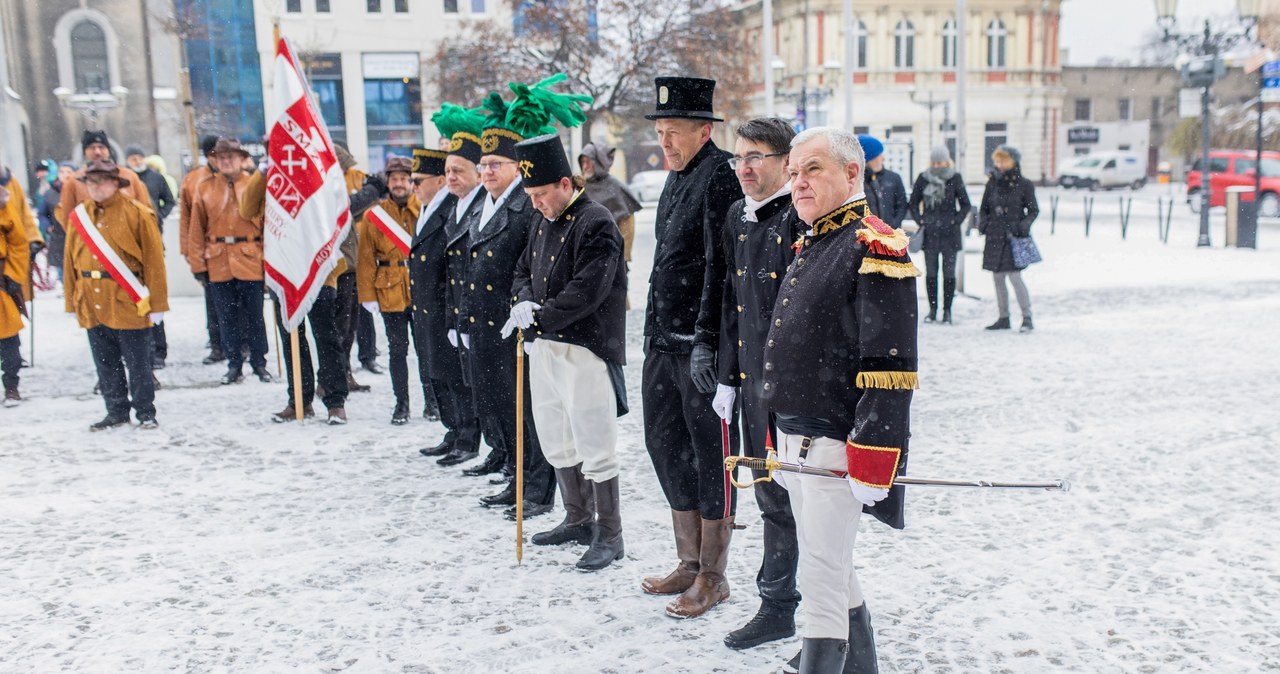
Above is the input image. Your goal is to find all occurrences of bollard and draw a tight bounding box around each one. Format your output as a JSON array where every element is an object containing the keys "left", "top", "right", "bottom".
[
  {"left": 1050, "top": 194, "right": 1059, "bottom": 235},
  {"left": 1119, "top": 196, "right": 1132, "bottom": 240},
  {"left": 1083, "top": 195, "right": 1094, "bottom": 236}
]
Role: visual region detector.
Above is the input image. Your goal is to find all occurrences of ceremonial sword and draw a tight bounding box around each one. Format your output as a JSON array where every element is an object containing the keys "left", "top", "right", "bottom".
[{"left": 724, "top": 454, "right": 1069, "bottom": 492}]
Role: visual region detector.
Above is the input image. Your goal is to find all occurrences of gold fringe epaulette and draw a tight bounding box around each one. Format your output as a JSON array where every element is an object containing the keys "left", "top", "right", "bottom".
[
  {"left": 856, "top": 214, "right": 910, "bottom": 257},
  {"left": 859, "top": 257, "right": 921, "bottom": 278},
  {"left": 856, "top": 370, "right": 919, "bottom": 390}
]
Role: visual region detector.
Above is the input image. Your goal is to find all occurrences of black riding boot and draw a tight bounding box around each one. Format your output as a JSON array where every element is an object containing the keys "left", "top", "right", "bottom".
[
  {"left": 923, "top": 276, "right": 938, "bottom": 322},
  {"left": 844, "top": 603, "right": 879, "bottom": 673},
  {"left": 942, "top": 276, "right": 956, "bottom": 324},
  {"left": 798, "top": 638, "right": 848, "bottom": 673}
]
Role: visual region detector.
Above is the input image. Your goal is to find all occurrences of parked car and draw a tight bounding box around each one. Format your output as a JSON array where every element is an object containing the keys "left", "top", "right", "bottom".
[
  {"left": 629, "top": 170, "right": 669, "bottom": 203},
  {"left": 1058, "top": 152, "right": 1147, "bottom": 190},
  {"left": 1186, "top": 149, "right": 1280, "bottom": 217}
]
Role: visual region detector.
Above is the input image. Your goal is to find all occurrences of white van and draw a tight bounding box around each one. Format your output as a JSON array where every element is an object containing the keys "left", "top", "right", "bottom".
[{"left": 1058, "top": 152, "right": 1147, "bottom": 190}]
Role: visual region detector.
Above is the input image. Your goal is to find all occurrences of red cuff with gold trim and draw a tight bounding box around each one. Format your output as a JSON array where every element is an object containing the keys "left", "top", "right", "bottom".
[{"left": 845, "top": 440, "right": 902, "bottom": 489}]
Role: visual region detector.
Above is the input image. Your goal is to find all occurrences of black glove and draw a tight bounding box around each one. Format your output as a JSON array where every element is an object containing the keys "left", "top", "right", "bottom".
[
  {"left": 193, "top": 271, "right": 209, "bottom": 285},
  {"left": 689, "top": 343, "right": 717, "bottom": 395},
  {"left": 29, "top": 241, "right": 45, "bottom": 257},
  {"left": 363, "top": 174, "right": 389, "bottom": 199}
]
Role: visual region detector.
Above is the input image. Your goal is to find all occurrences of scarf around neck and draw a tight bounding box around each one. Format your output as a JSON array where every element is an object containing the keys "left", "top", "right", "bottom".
[{"left": 743, "top": 181, "right": 792, "bottom": 222}]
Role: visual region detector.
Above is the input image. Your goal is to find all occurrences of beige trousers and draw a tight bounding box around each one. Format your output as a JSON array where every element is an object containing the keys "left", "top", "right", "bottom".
[{"left": 528, "top": 340, "right": 619, "bottom": 482}]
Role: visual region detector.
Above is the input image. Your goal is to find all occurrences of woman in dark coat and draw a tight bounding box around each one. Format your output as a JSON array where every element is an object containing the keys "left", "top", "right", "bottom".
[
  {"left": 977, "top": 144, "right": 1038, "bottom": 332},
  {"left": 908, "top": 145, "right": 971, "bottom": 324}
]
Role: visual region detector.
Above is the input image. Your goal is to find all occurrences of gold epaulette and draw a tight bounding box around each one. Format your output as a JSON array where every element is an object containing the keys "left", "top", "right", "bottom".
[
  {"left": 858, "top": 257, "right": 921, "bottom": 278},
  {"left": 855, "top": 214, "right": 910, "bottom": 257},
  {"left": 855, "top": 370, "right": 920, "bottom": 390}
]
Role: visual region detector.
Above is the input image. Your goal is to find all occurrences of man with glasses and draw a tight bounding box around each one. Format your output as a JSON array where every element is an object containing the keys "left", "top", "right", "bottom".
[
  {"left": 356, "top": 156, "right": 422, "bottom": 425},
  {"left": 713, "top": 117, "right": 806, "bottom": 651},
  {"left": 639, "top": 76, "right": 743, "bottom": 620}
]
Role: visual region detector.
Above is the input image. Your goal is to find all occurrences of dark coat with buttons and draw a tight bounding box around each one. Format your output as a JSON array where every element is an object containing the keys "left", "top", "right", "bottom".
[
  {"left": 760, "top": 198, "right": 919, "bottom": 529},
  {"left": 977, "top": 165, "right": 1039, "bottom": 272},
  {"left": 907, "top": 170, "right": 971, "bottom": 253},
  {"left": 512, "top": 193, "right": 627, "bottom": 367},
  {"left": 865, "top": 167, "right": 909, "bottom": 228},
  {"left": 717, "top": 195, "right": 801, "bottom": 388},
  {"left": 409, "top": 191, "right": 458, "bottom": 376},
  {"left": 444, "top": 189, "right": 484, "bottom": 335},
  {"left": 644, "top": 140, "right": 743, "bottom": 354},
  {"left": 460, "top": 185, "right": 537, "bottom": 416}
]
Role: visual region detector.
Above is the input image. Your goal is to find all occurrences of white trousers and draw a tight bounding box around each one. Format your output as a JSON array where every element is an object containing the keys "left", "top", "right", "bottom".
[
  {"left": 777, "top": 432, "right": 865, "bottom": 640},
  {"left": 528, "top": 340, "right": 619, "bottom": 482}
]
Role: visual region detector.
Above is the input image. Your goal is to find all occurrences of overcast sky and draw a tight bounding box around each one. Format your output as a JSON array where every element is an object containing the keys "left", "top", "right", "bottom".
[{"left": 1060, "top": 0, "right": 1246, "bottom": 65}]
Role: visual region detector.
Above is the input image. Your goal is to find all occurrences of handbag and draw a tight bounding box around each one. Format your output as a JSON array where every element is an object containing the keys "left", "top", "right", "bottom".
[{"left": 1009, "top": 234, "right": 1042, "bottom": 269}]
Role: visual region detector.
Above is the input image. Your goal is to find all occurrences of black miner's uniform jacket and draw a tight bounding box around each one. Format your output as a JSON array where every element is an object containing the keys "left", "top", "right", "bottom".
[
  {"left": 761, "top": 199, "right": 919, "bottom": 529},
  {"left": 409, "top": 192, "right": 458, "bottom": 376},
  {"left": 512, "top": 194, "right": 627, "bottom": 368},
  {"left": 644, "top": 140, "right": 743, "bottom": 353},
  {"left": 444, "top": 189, "right": 485, "bottom": 338},
  {"left": 718, "top": 195, "right": 802, "bottom": 460}
]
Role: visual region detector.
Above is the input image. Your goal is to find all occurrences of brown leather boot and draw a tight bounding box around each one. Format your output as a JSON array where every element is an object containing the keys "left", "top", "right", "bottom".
[
  {"left": 665, "top": 516, "right": 733, "bottom": 619},
  {"left": 641, "top": 509, "right": 702, "bottom": 595},
  {"left": 271, "top": 403, "right": 314, "bottom": 422}
]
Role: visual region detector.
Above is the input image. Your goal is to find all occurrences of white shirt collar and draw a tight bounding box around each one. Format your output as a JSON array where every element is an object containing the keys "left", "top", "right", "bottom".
[
  {"left": 743, "top": 181, "right": 792, "bottom": 223},
  {"left": 479, "top": 177, "right": 522, "bottom": 231},
  {"left": 454, "top": 184, "right": 483, "bottom": 224},
  {"left": 418, "top": 187, "right": 450, "bottom": 228}
]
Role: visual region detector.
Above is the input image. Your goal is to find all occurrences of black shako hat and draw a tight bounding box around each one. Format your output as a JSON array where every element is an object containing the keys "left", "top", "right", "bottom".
[
  {"left": 411, "top": 147, "right": 447, "bottom": 176},
  {"left": 644, "top": 77, "right": 723, "bottom": 122},
  {"left": 514, "top": 134, "right": 573, "bottom": 188},
  {"left": 82, "top": 130, "right": 110, "bottom": 151}
]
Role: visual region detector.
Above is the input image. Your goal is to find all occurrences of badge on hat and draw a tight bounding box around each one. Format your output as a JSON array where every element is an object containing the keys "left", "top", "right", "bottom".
[
  {"left": 645, "top": 77, "right": 723, "bottom": 122},
  {"left": 514, "top": 133, "right": 573, "bottom": 188}
]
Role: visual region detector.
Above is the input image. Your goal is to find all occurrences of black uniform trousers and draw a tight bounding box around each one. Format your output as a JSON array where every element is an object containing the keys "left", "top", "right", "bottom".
[
  {"left": 0, "top": 334, "right": 19, "bottom": 390},
  {"left": 379, "top": 309, "right": 423, "bottom": 404},
  {"left": 203, "top": 283, "right": 221, "bottom": 349},
  {"left": 642, "top": 349, "right": 740, "bottom": 520},
  {"left": 272, "top": 286, "right": 347, "bottom": 409},
  {"left": 415, "top": 325, "right": 479, "bottom": 454},
  {"left": 357, "top": 306, "right": 377, "bottom": 362},
  {"left": 741, "top": 382, "right": 801, "bottom": 614},
  {"left": 334, "top": 272, "right": 362, "bottom": 371},
  {"left": 87, "top": 325, "right": 155, "bottom": 421},
  {"left": 209, "top": 279, "right": 268, "bottom": 372},
  {"left": 466, "top": 342, "right": 556, "bottom": 506},
  {"left": 151, "top": 323, "right": 167, "bottom": 362}
]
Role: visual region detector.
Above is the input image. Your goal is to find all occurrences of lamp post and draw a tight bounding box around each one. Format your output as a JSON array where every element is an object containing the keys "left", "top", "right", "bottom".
[
  {"left": 773, "top": 59, "right": 840, "bottom": 130},
  {"left": 1155, "top": 0, "right": 1259, "bottom": 247},
  {"left": 53, "top": 85, "right": 129, "bottom": 129},
  {"left": 909, "top": 88, "right": 951, "bottom": 153}
]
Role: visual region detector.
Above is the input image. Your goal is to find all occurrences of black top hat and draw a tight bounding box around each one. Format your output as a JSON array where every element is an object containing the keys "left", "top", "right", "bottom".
[
  {"left": 412, "top": 147, "right": 447, "bottom": 176},
  {"left": 480, "top": 127, "right": 523, "bottom": 161},
  {"left": 644, "top": 77, "right": 722, "bottom": 122},
  {"left": 78, "top": 159, "right": 130, "bottom": 188},
  {"left": 514, "top": 134, "right": 573, "bottom": 188}
]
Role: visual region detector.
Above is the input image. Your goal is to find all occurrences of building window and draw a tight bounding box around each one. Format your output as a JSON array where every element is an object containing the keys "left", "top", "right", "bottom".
[
  {"left": 286, "top": 0, "right": 302, "bottom": 11},
  {"left": 850, "top": 20, "right": 868, "bottom": 69},
  {"left": 316, "top": 0, "right": 330, "bottom": 11},
  {"left": 470, "top": 0, "right": 485, "bottom": 12},
  {"left": 942, "top": 19, "right": 957, "bottom": 69},
  {"left": 1119, "top": 98, "right": 1131, "bottom": 121},
  {"left": 367, "top": 0, "right": 381, "bottom": 11},
  {"left": 984, "top": 122, "right": 1008, "bottom": 172},
  {"left": 395, "top": 0, "right": 408, "bottom": 11},
  {"left": 986, "top": 19, "right": 1007, "bottom": 69},
  {"left": 71, "top": 21, "right": 110, "bottom": 91},
  {"left": 444, "top": 0, "right": 458, "bottom": 11},
  {"left": 1074, "top": 98, "right": 1091, "bottom": 121},
  {"left": 894, "top": 20, "right": 914, "bottom": 69},
  {"left": 1151, "top": 96, "right": 1162, "bottom": 119},
  {"left": 304, "top": 53, "right": 345, "bottom": 144},
  {"left": 174, "top": 0, "right": 266, "bottom": 140}
]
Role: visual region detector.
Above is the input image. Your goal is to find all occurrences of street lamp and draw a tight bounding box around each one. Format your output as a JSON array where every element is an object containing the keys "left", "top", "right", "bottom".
[
  {"left": 53, "top": 85, "right": 129, "bottom": 129},
  {"left": 1155, "top": 0, "right": 1258, "bottom": 247},
  {"left": 909, "top": 88, "right": 951, "bottom": 153},
  {"left": 771, "top": 59, "right": 840, "bottom": 130}
]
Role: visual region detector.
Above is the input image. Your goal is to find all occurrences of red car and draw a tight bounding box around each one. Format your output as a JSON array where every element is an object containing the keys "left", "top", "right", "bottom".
[{"left": 1186, "top": 149, "right": 1280, "bottom": 217}]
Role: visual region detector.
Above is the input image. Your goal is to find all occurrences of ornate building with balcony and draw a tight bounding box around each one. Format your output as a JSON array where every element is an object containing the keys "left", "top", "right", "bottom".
[{"left": 737, "top": 0, "right": 1066, "bottom": 183}]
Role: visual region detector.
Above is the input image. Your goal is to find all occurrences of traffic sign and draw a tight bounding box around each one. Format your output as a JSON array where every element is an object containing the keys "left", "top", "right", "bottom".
[{"left": 1263, "top": 61, "right": 1280, "bottom": 103}]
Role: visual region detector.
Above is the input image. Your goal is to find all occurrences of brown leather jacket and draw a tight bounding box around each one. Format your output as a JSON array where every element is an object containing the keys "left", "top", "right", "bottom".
[
  {"left": 63, "top": 193, "right": 168, "bottom": 331},
  {"left": 356, "top": 195, "right": 418, "bottom": 312},
  {"left": 178, "top": 165, "right": 213, "bottom": 257},
  {"left": 187, "top": 171, "right": 264, "bottom": 282}
]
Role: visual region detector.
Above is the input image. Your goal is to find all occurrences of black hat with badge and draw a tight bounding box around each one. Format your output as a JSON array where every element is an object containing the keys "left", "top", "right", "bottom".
[
  {"left": 514, "top": 134, "right": 573, "bottom": 188},
  {"left": 644, "top": 77, "right": 723, "bottom": 122},
  {"left": 411, "top": 146, "right": 447, "bottom": 176}
]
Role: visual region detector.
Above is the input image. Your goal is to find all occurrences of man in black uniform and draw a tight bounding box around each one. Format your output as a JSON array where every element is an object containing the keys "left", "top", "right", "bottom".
[
  {"left": 762, "top": 127, "right": 918, "bottom": 673},
  {"left": 639, "top": 76, "right": 744, "bottom": 620},
  {"left": 408, "top": 141, "right": 482, "bottom": 463},
  {"left": 506, "top": 133, "right": 628, "bottom": 571},
  {"left": 712, "top": 117, "right": 805, "bottom": 650},
  {"left": 426, "top": 105, "right": 488, "bottom": 466}
]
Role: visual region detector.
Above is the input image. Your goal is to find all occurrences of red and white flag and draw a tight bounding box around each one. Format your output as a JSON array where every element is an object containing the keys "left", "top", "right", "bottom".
[
  {"left": 365, "top": 205, "right": 412, "bottom": 255},
  {"left": 262, "top": 35, "right": 350, "bottom": 331}
]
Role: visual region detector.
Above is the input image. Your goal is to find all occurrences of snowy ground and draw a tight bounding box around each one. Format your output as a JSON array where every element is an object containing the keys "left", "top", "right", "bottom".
[{"left": 3, "top": 191, "right": 1280, "bottom": 673}]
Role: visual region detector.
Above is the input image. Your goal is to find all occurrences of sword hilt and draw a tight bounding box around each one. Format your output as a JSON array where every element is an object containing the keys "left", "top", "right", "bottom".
[{"left": 723, "top": 454, "right": 783, "bottom": 489}]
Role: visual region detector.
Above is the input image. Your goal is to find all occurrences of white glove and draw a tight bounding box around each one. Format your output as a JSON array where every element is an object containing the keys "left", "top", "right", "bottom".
[
  {"left": 712, "top": 384, "right": 737, "bottom": 421},
  {"left": 846, "top": 478, "right": 890, "bottom": 507},
  {"left": 149, "top": 312, "right": 165, "bottom": 324},
  {"left": 460, "top": 333, "right": 471, "bottom": 350},
  {"left": 523, "top": 340, "right": 535, "bottom": 355},
  {"left": 447, "top": 329, "right": 458, "bottom": 347},
  {"left": 361, "top": 301, "right": 380, "bottom": 315}
]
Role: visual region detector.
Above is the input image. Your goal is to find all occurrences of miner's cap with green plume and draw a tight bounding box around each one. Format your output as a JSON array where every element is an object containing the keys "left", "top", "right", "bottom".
[
  {"left": 412, "top": 147, "right": 447, "bottom": 176},
  {"left": 431, "top": 103, "right": 487, "bottom": 165},
  {"left": 480, "top": 73, "right": 592, "bottom": 161}
]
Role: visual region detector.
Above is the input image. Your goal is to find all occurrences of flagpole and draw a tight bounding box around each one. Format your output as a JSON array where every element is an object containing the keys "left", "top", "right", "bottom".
[{"left": 291, "top": 328, "right": 304, "bottom": 420}]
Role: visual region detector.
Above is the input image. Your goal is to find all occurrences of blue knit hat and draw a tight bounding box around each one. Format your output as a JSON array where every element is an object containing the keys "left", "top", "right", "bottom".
[{"left": 857, "top": 134, "right": 884, "bottom": 162}]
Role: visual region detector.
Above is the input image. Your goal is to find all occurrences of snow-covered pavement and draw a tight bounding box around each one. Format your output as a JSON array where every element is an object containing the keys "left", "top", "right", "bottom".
[{"left": 3, "top": 200, "right": 1279, "bottom": 673}]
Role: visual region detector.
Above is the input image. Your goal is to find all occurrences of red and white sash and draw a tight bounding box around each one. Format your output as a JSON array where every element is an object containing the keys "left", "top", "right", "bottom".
[
  {"left": 69, "top": 204, "right": 150, "bottom": 307},
  {"left": 365, "top": 205, "right": 411, "bottom": 256}
]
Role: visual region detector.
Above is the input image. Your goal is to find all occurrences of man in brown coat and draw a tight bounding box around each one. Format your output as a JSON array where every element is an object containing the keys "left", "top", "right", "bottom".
[
  {"left": 56, "top": 131, "right": 151, "bottom": 231},
  {"left": 356, "top": 156, "right": 421, "bottom": 424},
  {"left": 63, "top": 160, "right": 168, "bottom": 430},
  {"left": 180, "top": 135, "right": 225, "bottom": 365},
  {"left": 0, "top": 182, "right": 29, "bottom": 406},
  {"left": 186, "top": 138, "right": 270, "bottom": 385}
]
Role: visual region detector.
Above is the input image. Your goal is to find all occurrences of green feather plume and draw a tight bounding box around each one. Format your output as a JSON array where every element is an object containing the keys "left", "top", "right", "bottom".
[
  {"left": 480, "top": 91, "right": 512, "bottom": 130},
  {"left": 431, "top": 103, "right": 486, "bottom": 139},
  {"left": 502, "top": 73, "right": 594, "bottom": 138}
]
